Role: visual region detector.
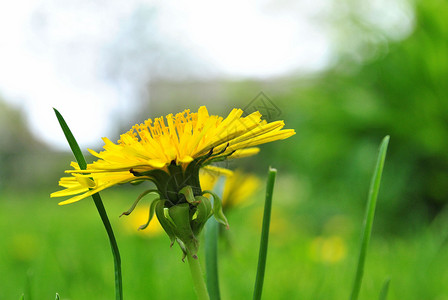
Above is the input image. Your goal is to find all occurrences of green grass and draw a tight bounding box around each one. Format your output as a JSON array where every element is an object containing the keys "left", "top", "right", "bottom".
[
  {"left": 53, "top": 108, "right": 123, "bottom": 300},
  {"left": 2, "top": 182, "right": 448, "bottom": 299},
  {"left": 350, "top": 135, "right": 389, "bottom": 300}
]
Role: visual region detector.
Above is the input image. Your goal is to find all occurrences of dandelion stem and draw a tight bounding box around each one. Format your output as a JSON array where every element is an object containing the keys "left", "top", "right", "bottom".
[
  {"left": 187, "top": 252, "right": 210, "bottom": 300},
  {"left": 253, "top": 167, "right": 277, "bottom": 300}
]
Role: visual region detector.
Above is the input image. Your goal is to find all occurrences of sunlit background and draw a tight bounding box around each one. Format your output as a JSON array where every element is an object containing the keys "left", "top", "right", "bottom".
[{"left": 1, "top": 0, "right": 448, "bottom": 299}]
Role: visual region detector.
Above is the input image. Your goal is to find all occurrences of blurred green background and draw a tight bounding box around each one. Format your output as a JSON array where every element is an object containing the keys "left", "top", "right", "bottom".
[{"left": 2, "top": 0, "right": 448, "bottom": 299}]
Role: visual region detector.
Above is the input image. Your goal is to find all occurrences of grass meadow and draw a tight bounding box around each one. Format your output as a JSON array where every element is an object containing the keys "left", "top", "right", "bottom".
[{"left": 2, "top": 176, "right": 448, "bottom": 300}]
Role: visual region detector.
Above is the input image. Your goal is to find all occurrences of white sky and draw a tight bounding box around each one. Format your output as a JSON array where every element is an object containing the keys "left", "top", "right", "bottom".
[{"left": 0, "top": 0, "right": 413, "bottom": 150}]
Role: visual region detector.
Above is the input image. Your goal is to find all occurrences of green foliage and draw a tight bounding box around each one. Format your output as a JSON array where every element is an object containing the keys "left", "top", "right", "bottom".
[
  {"left": 243, "top": 0, "right": 448, "bottom": 232},
  {"left": 0, "top": 101, "right": 65, "bottom": 192}
]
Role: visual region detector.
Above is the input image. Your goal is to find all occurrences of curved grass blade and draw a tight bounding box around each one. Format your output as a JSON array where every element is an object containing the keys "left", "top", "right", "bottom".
[
  {"left": 378, "top": 277, "right": 391, "bottom": 300},
  {"left": 53, "top": 108, "right": 123, "bottom": 300},
  {"left": 253, "top": 167, "right": 277, "bottom": 300},
  {"left": 350, "top": 136, "right": 390, "bottom": 300},
  {"left": 55, "top": 293, "right": 60, "bottom": 300}
]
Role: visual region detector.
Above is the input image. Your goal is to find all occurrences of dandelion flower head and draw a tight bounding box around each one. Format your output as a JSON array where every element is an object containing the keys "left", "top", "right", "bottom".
[{"left": 51, "top": 106, "right": 295, "bottom": 205}]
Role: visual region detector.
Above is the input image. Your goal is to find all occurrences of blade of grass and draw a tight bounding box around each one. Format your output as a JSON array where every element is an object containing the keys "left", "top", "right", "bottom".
[
  {"left": 53, "top": 108, "right": 123, "bottom": 300},
  {"left": 378, "top": 277, "right": 391, "bottom": 300},
  {"left": 205, "top": 177, "right": 225, "bottom": 300},
  {"left": 253, "top": 167, "right": 277, "bottom": 300},
  {"left": 24, "top": 269, "right": 32, "bottom": 300},
  {"left": 350, "top": 136, "right": 390, "bottom": 300}
]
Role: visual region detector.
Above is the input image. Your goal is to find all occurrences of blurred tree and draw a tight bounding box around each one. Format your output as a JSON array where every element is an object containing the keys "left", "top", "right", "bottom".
[
  {"left": 262, "top": 0, "right": 448, "bottom": 232},
  {"left": 0, "top": 99, "right": 68, "bottom": 193}
]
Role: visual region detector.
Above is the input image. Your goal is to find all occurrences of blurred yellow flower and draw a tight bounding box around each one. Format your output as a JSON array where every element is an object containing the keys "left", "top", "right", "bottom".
[
  {"left": 309, "top": 235, "right": 347, "bottom": 264},
  {"left": 200, "top": 169, "right": 261, "bottom": 210},
  {"left": 123, "top": 206, "right": 164, "bottom": 237},
  {"left": 9, "top": 233, "right": 39, "bottom": 262},
  {"left": 51, "top": 106, "right": 295, "bottom": 205}
]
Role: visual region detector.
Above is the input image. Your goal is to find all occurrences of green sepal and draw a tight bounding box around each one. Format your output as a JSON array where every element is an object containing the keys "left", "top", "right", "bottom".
[
  {"left": 191, "top": 196, "right": 213, "bottom": 236},
  {"left": 120, "top": 189, "right": 161, "bottom": 217},
  {"left": 138, "top": 198, "right": 161, "bottom": 230},
  {"left": 155, "top": 200, "right": 176, "bottom": 247},
  {"left": 163, "top": 208, "right": 176, "bottom": 227},
  {"left": 129, "top": 179, "right": 145, "bottom": 185},
  {"left": 202, "top": 190, "right": 229, "bottom": 229},
  {"left": 168, "top": 203, "right": 199, "bottom": 258},
  {"left": 130, "top": 169, "right": 175, "bottom": 203},
  {"left": 180, "top": 186, "right": 200, "bottom": 204},
  {"left": 204, "top": 150, "right": 236, "bottom": 165},
  {"left": 176, "top": 238, "right": 188, "bottom": 262}
]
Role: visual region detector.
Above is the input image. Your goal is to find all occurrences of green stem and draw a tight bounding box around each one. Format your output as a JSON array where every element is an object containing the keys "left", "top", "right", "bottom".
[
  {"left": 253, "top": 167, "right": 277, "bottom": 300},
  {"left": 187, "top": 252, "right": 210, "bottom": 300}
]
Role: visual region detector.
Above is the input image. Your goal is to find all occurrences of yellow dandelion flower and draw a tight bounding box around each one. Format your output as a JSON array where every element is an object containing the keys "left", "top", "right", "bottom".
[
  {"left": 51, "top": 106, "right": 294, "bottom": 205},
  {"left": 51, "top": 106, "right": 295, "bottom": 257}
]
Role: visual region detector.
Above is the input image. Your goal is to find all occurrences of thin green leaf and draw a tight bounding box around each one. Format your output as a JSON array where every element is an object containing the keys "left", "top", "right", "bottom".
[
  {"left": 205, "top": 177, "right": 226, "bottom": 300},
  {"left": 253, "top": 167, "right": 277, "bottom": 300},
  {"left": 19, "top": 294, "right": 24, "bottom": 300},
  {"left": 24, "top": 269, "right": 32, "bottom": 300},
  {"left": 378, "top": 277, "right": 391, "bottom": 300},
  {"left": 55, "top": 293, "right": 60, "bottom": 300},
  {"left": 205, "top": 218, "right": 220, "bottom": 300},
  {"left": 53, "top": 108, "right": 123, "bottom": 300},
  {"left": 53, "top": 108, "right": 87, "bottom": 169},
  {"left": 350, "top": 135, "right": 390, "bottom": 300}
]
